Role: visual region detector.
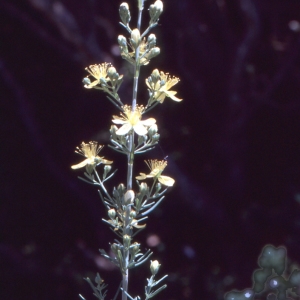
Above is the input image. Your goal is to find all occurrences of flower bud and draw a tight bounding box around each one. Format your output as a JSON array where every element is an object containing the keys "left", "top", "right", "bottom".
[
  {"left": 118, "top": 35, "right": 127, "bottom": 47},
  {"left": 150, "top": 260, "right": 161, "bottom": 275},
  {"left": 82, "top": 77, "right": 91, "bottom": 86},
  {"left": 130, "top": 210, "right": 136, "bottom": 218},
  {"left": 130, "top": 242, "right": 140, "bottom": 255},
  {"left": 149, "top": 0, "right": 163, "bottom": 25},
  {"left": 107, "top": 67, "right": 117, "bottom": 79},
  {"left": 151, "top": 69, "right": 160, "bottom": 85},
  {"left": 117, "top": 183, "right": 126, "bottom": 196},
  {"left": 130, "top": 28, "right": 141, "bottom": 49},
  {"left": 100, "top": 77, "right": 107, "bottom": 85},
  {"left": 151, "top": 133, "right": 160, "bottom": 142},
  {"left": 119, "top": 2, "right": 131, "bottom": 25},
  {"left": 124, "top": 190, "right": 135, "bottom": 205},
  {"left": 103, "top": 165, "right": 112, "bottom": 179},
  {"left": 146, "top": 47, "right": 160, "bottom": 60},
  {"left": 138, "top": 134, "right": 147, "bottom": 146},
  {"left": 147, "top": 34, "right": 156, "bottom": 49},
  {"left": 111, "top": 243, "right": 121, "bottom": 255},
  {"left": 139, "top": 182, "right": 148, "bottom": 194},
  {"left": 118, "top": 35, "right": 129, "bottom": 56},
  {"left": 155, "top": 182, "right": 162, "bottom": 194},
  {"left": 123, "top": 235, "right": 131, "bottom": 248},
  {"left": 108, "top": 208, "right": 116, "bottom": 219},
  {"left": 148, "top": 124, "right": 158, "bottom": 137}
]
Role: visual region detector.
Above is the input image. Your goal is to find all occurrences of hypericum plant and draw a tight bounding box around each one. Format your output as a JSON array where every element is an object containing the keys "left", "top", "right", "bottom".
[{"left": 71, "top": 1, "right": 182, "bottom": 299}]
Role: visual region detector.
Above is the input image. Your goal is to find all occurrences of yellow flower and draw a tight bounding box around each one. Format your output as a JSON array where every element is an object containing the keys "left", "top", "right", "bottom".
[
  {"left": 112, "top": 105, "right": 156, "bottom": 136},
  {"left": 71, "top": 142, "right": 112, "bottom": 170},
  {"left": 146, "top": 70, "right": 182, "bottom": 103},
  {"left": 136, "top": 160, "right": 175, "bottom": 186},
  {"left": 83, "top": 63, "right": 111, "bottom": 89}
]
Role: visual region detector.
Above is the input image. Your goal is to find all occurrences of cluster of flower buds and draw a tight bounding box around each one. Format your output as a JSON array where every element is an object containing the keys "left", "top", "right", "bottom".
[
  {"left": 117, "top": 0, "right": 162, "bottom": 66},
  {"left": 118, "top": 30, "right": 160, "bottom": 66},
  {"left": 119, "top": 0, "right": 163, "bottom": 29}
]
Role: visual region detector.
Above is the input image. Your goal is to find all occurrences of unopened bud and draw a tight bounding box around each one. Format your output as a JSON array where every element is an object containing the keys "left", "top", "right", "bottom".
[
  {"left": 150, "top": 260, "right": 161, "bottom": 275},
  {"left": 107, "top": 67, "right": 117, "bottom": 79},
  {"left": 131, "top": 28, "right": 141, "bottom": 49},
  {"left": 111, "top": 243, "right": 121, "bottom": 255},
  {"left": 146, "top": 47, "right": 160, "bottom": 60},
  {"left": 118, "top": 35, "right": 129, "bottom": 55},
  {"left": 139, "top": 182, "right": 148, "bottom": 194},
  {"left": 117, "top": 183, "right": 126, "bottom": 196},
  {"left": 152, "top": 133, "right": 160, "bottom": 142},
  {"left": 147, "top": 34, "right": 156, "bottom": 49},
  {"left": 103, "top": 165, "right": 112, "bottom": 179},
  {"left": 151, "top": 69, "right": 160, "bottom": 80},
  {"left": 155, "top": 182, "right": 162, "bottom": 194},
  {"left": 119, "top": 3, "right": 131, "bottom": 25},
  {"left": 82, "top": 77, "right": 91, "bottom": 86},
  {"left": 130, "top": 242, "right": 140, "bottom": 255},
  {"left": 108, "top": 208, "right": 116, "bottom": 219},
  {"left": 130, "top": 210, "right": 136, "bottom": 218},
  {"left": 123, "top": 235, "right": 131, "bottom": 248},
  {"left": 124, "top": 190, "right": 135, "bottom": 205},
  {"left": 118, "top": 35, "right": 127, "bottom": 47},
  {"left": 149, "top": 0, "right": 163, "bottom": 25},
  {"left": 138, "top": 134, "right": 147, "bottom": 146},
  {"left": 148, "top": 124, "right": 158, "bottom": 137},
  {"left": 100, "top": 77, "right": 107, "bottom": 85}
]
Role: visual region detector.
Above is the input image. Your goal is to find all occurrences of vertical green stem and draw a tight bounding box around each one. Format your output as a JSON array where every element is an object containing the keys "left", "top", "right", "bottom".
[
  {"left": 123, "top": 2, "right": 144, "bottom": 300},
  {"left": 122, "top": 204, "right": 131, "bottom": 300}
]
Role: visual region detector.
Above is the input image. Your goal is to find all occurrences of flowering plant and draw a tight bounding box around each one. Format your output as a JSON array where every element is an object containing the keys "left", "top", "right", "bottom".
[{"left": 71, "top": 1, "right": 182, "bottom": 299}]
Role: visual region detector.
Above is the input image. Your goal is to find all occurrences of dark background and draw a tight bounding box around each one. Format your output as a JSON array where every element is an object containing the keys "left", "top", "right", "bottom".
[{"left": 1, "top": 0, "right": 300, "bottom": 299}]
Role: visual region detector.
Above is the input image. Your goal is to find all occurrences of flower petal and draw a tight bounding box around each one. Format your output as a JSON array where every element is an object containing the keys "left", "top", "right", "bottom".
[
  {"left": 140, "top": 118, "right": 156, "bottom": 126},
  {"left": 116, "top": 123, "right": 132, "bottom": 135},
  {"left": 71, "top": 158, "right": 90, "bottom": 169},
  {"left": 164, "top": 91, "right": 182, "bottom": 102},
  {"left": 101, "top": 158, "right": 113, "bottom": 164},
  {"left": 133, "top": 123, "right": 148, "bottom": 136},
  {"left": 95, "top": 157, "right": 113, "bottom": 165},
  {"left": 112, "top": 118, "right": 126, "bottom": 125},
  {"left": 158, "top": 175, "right": 175, "bottom": 186},
  {"left": 136, "top": 173, "right": 147, "bottom": 180}
]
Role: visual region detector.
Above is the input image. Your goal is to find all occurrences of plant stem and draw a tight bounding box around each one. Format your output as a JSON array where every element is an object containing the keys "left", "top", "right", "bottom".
[
  {"left": 122, "top": 204, "right": 131, "bottom": 300},
  {"left": 123, "top": 2, "right": 144, "bottom": 300}
]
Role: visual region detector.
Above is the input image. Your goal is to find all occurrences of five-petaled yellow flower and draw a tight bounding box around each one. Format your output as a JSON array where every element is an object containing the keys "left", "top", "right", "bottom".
[
  {"left": 146, "top": 70, "right": 182, "bottom": 103},
  {"left": 84, "top": 63, "right": 111, "bottom": 89},
  {"left": 136, "top": 160, "right": 175, "bottom": 186},
  {"left": 71, "top": 141, "right": 113, "bottom": 170},
  {"left": 112, "top": 105, "right": 156, "bottom": 136}
]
